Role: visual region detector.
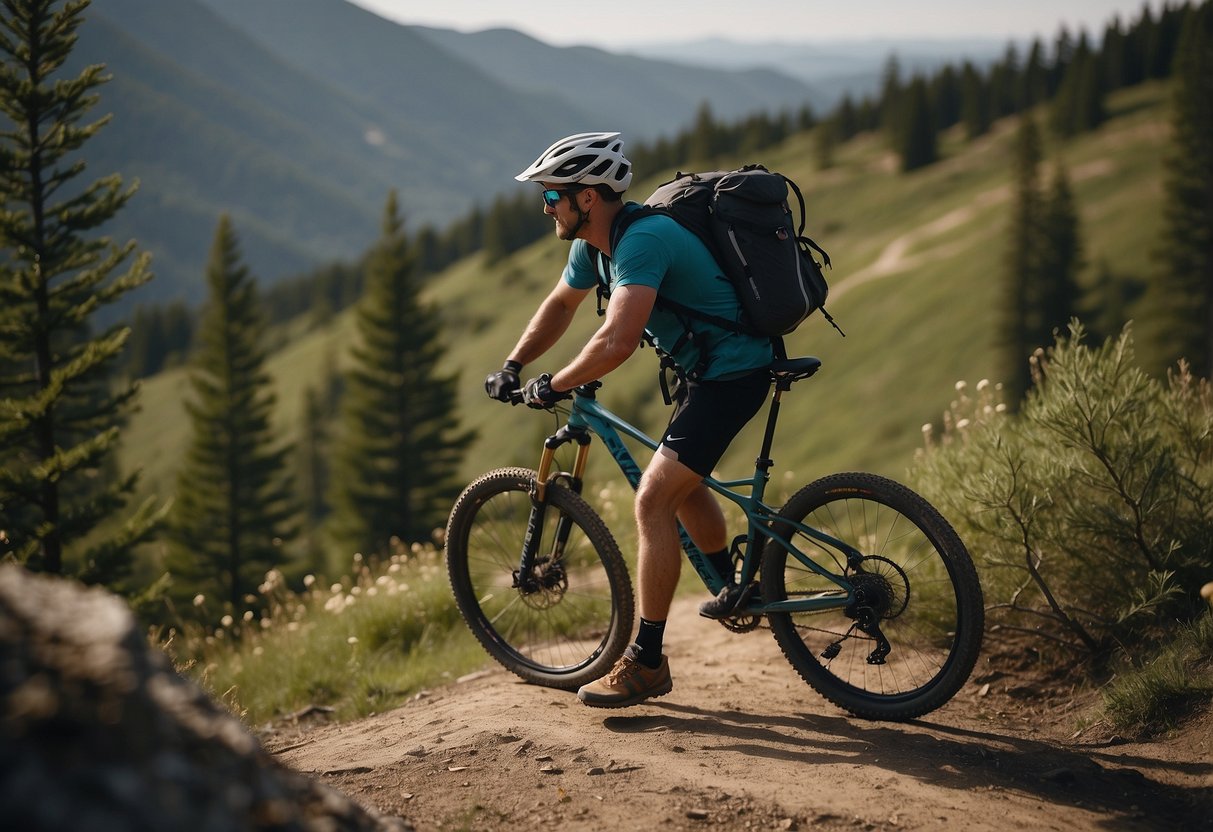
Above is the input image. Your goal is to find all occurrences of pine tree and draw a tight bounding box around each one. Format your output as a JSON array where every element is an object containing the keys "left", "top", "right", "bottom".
[
  {"left": 929, "top": 64, "right": 961, "bottom": 133},
  {"left": 1001, "top": 116, "right": 1045, "bottom": 403},
  {"left": 813, "top": 119, "right": 838, "bottom": 170},
  {"left": 1051, "top": 35, "right": 1105, "bottom": 138},
  {"left": 960, "top": 62, "right": 991, "bottom": 140},
  {"left": 1102, "top": 17, "right": 1128, "bottom": 92},
  {"left": 834, "top": 95, "right": 859, "bottom": 141},
  {"left": 1037, "top": 165, "right": 1084, "bottom": 338},
  {"left": 898, "top": 77, "right": 937, "bottom": 172},
  {"left": 297, "top": 366, "right": 340, "bottom": 576},
  {"left": 327, "top": 192, "right": 474, "bottom": 558},
  {"left": 1017, "top": 39, "right": 1049, "bottom": 110},
  {"left": 0, "top": 0, "right": 160, "bottom": 580},
  {"left": 879, "top": 54, "right": 903, "bottom": 143},
  {"left": 1142, "top": 2, "right": 1213, "bottom": 376},
  {"left": 167, "top": 216, "right": 295, "bottom": 607},
  {"left": 1001, "top": 119, "right": 1087, "bottom": 401}
]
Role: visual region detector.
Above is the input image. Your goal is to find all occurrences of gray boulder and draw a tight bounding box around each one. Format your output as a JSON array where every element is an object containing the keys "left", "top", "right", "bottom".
[{"left": 0, "top": 564, "right": 410, "bottom": 831}]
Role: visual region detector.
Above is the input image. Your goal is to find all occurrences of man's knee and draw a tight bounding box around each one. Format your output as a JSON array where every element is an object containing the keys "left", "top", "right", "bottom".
[
  {"left": 635, "top": 458, "right": 699, "bottom": 518},
  {"left": 635, "top": 477, "right": 678, "bottom": 519}
]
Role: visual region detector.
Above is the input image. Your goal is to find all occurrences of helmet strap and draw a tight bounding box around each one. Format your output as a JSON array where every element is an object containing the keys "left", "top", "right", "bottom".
[{"left": 565, "top": 190, "right": 591, "bottom": 238}]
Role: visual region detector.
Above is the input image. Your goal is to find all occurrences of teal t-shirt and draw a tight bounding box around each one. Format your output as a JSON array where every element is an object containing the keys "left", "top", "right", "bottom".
[{"left": 562, "top": 204, "right": 773, "bottom": 380}]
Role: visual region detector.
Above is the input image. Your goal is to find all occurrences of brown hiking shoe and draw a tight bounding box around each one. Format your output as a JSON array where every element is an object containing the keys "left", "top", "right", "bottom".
[{"left": 577, "top": 644, "right": 672, "bottom": 708}]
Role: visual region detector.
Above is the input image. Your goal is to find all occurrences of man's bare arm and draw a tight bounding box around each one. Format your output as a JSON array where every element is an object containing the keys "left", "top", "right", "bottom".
[
  {"left": 550, "top": 283, "right": 656, "bottom": 391},
  {"left": 507, "top": 280, "right": 591, "bottom": 366}
]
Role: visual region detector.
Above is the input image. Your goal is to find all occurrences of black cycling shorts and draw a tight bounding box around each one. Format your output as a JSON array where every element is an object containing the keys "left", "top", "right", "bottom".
[{"left": 658, "top": 368, "right": 771, "bottom": 478}]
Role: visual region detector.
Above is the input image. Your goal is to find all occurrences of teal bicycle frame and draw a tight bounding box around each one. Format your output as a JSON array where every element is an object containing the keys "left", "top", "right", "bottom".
[{"left": 532, "top": 376, "right": 862, "bottom": 616}]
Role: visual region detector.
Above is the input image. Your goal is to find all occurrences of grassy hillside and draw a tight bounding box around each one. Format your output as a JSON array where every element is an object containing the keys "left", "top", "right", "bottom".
[{"left": 122, "top": 83, "right": 1172, "bottom": 553}]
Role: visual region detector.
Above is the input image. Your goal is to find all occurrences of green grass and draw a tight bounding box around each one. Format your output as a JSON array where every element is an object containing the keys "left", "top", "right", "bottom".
[
  {"left": 1099, "top": 610, "right": 1213, "bottom": 736},
  {"left": 165, "top": 545, "right": 489, "bottom": 724}
]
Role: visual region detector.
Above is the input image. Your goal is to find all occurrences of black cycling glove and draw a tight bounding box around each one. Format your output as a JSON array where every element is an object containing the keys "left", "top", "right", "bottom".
[
  {"left": 521, "top": 373, "right": 572, "bottom": 409},
  {"left": 485, "top": 360, "right": 523, "bottom": 402}
]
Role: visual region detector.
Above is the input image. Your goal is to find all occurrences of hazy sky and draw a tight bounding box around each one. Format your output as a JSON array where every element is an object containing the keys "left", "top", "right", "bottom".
[{"left": 348, "top": 0, "right": 1164, "bottom": 47}]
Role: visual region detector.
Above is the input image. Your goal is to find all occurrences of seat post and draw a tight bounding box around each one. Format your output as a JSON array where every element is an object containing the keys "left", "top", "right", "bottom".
[{"left": 755, "top": 386, "right": 784, "bottom": 476}]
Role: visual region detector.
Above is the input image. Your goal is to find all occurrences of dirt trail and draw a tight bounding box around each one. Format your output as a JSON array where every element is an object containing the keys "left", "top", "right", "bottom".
[{"left": 271, "top": 597, "right": 1211, "bottom": 831}]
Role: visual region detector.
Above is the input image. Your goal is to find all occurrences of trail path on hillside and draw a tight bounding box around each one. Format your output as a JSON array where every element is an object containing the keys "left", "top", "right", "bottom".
[
  {"left": 271, "top": 597, "right": 1211, "bottom": 832},
  {"left": 829, "top": 158, "right": 1116, "bottom": 304}
]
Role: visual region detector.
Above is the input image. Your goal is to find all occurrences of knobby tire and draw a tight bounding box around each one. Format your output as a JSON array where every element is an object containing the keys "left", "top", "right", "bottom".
[
  {"left": 761, "top": 472, "right": 984, "bottom": 720},
  {"left": 446, "top": 467, "right": 634, "bottom": 690}
]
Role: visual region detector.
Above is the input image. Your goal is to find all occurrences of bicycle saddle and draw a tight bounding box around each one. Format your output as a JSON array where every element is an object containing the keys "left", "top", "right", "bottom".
[{"left": 769, "top": 356, "right": 822, "bottom": 382}]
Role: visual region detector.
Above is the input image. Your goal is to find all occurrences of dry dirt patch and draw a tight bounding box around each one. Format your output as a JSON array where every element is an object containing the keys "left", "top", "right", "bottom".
[{"left": 270, "top": 597, "right": 1212, "bottom": 831}]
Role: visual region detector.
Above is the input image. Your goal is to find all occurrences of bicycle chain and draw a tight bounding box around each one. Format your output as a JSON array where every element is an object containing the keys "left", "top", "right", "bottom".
[{"left": 719, "top": 616, "right": 877, "bottom": 642}]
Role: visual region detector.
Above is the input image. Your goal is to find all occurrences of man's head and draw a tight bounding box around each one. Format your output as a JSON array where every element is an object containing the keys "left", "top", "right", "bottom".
[{"left": 517, "top": 132, "right": 632, "bottom": 240}]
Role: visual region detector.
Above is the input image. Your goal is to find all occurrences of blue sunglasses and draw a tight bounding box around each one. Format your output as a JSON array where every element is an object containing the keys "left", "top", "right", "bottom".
[{"left": 541, "top": 187, "right": 581, "bottom": 208}]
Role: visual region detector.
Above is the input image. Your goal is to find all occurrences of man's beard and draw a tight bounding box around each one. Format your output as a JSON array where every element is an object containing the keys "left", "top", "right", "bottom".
[{"left": 556, "top": 210, "right": 587, "bottom": 241}]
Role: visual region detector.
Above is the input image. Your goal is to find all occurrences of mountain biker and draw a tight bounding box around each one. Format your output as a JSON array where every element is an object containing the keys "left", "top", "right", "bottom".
[{"left": 484, "top": 131, "right": 774, "bottom": 708}]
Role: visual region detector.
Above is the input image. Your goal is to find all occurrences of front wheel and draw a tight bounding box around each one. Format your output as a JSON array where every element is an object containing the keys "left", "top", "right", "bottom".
[
  {"left": 446, "top": 467, "right": 634, "bottom": 690},
  {"left": 761, "top": 472, "right": 984, "bottom": 720}
]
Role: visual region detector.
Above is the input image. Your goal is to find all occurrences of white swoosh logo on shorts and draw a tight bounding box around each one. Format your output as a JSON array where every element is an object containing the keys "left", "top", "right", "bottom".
[{"left": 665, "top": 435, "right": 686, "bottom": 442}]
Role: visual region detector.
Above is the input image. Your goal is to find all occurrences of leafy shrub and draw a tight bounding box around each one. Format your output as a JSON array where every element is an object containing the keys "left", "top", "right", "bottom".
[{"left": 911, "top": 323, "right": 1213, "bottom": 662}]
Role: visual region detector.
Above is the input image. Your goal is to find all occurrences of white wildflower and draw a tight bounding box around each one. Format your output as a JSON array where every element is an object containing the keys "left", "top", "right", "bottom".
[
  {"left": 192, "top": 594, "right": 205, "bottom": 607},
  {"left": 220, "top": 614, "right": 234, "bottom": 628},
  {"left": 303, "top": 574, "right": 316, "bottom": 588},
  {"left": 976, "top": 378, "right": 990, "bottom": 392}
]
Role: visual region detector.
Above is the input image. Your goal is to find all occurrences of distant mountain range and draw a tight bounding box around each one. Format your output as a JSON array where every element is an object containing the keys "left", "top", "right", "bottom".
[
  {"left": 625, "top": 37, "right": 1009, "bottom": 103},
  {"left": 68, "top": 0, "right": 1003, "bottom": 311}
]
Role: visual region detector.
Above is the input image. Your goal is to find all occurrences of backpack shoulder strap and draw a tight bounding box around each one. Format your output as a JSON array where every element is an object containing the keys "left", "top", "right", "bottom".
[{"left": 590, "top": 204, "right": 663, "bottom": 316}]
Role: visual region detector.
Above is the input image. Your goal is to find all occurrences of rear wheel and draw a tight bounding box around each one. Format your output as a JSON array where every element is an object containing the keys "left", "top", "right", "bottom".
[
  {"left": 761, "top": 472, "right": 983, "bottom": 720},
  {"left": 446, "top": 467, "right": 633, "bottom": 689}
]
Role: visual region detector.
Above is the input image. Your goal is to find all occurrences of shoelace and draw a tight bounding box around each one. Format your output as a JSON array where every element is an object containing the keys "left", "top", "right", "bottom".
[{"left": 606, "top": 655, "right": 643, "bottom": 685}]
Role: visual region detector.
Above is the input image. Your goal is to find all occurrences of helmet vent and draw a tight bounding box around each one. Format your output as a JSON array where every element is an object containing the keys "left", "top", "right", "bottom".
[{"left": 556, "top": 154, "right": 597, "bottom": 177}]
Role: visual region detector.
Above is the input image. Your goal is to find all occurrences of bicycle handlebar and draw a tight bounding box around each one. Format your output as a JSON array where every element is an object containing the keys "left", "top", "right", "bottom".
[{"left": 505, "top": 379, "right": 602, "bottom": 408}]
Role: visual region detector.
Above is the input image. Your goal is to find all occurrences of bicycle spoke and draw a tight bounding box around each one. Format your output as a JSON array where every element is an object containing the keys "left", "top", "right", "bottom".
[{"left": 762, "top": 472, "right": 983, "bottom": 720}]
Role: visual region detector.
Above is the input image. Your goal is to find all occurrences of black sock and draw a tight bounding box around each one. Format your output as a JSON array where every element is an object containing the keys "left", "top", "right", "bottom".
[
  {"left": 705, "top": 547, "right": 734, "bottom": 584},
  {"left": 634, "top": 617, "right": 666, "bottom": 668}
]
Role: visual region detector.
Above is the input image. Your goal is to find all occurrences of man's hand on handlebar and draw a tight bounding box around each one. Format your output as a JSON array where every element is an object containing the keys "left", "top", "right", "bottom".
[
  {"left": 485, "top": 360, "right": 523, "bottom": 403},
  {"left": 521, "top": 373, "right": 572, "bottom": 409}
]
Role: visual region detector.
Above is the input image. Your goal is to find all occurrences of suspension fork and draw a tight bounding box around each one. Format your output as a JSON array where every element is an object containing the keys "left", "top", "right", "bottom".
[{"left": 515, "top": 426, "right": 593, "bottom": 591}]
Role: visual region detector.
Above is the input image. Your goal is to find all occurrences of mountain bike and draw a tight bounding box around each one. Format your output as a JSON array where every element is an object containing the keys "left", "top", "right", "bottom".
[{"left": 445, "top": 356, "right": 984, "bottom": 720}]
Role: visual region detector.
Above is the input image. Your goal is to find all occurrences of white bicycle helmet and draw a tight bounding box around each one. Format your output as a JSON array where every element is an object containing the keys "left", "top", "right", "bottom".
[{"left": 515, "top": 131, "right": 633, "bottom": 192}]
